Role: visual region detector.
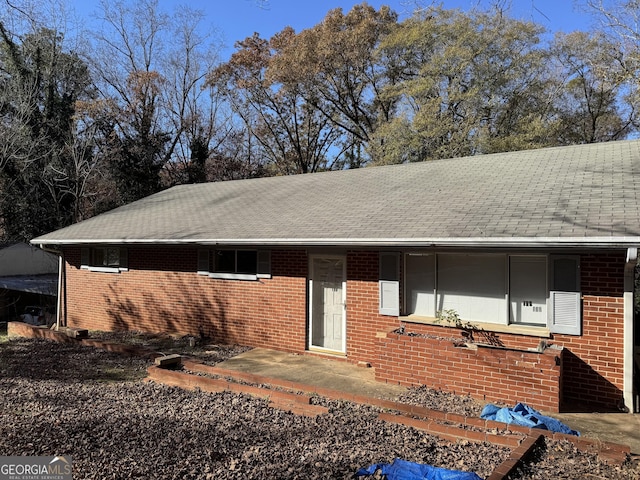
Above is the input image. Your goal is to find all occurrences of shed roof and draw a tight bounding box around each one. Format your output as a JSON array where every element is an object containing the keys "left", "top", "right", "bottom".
[
  {"left": 0, "top": 274, "right": 57, "bottom": 296},
  {"left": 31, "top": 140, "right": 640, "bottom": 249}
]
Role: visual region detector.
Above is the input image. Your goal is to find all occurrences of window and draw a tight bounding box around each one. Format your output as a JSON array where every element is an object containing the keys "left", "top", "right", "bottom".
[
  {"left": 509, "top": 256, "right": 547, "bottom": 326},
  {"left": 393, "top": 252, "right": 581, "bottom": 335},
  {"left": 406, "top": 253, "right": 435, "bottom": 316},
  {"left": 198, "top": 249, "right": 270, "bottom": 281},
  {"left": 437, "top": 253, "right": 507, "bottom": 324},
  {"left": 81, "top": 247, "right": 128, "bottom": 273}
]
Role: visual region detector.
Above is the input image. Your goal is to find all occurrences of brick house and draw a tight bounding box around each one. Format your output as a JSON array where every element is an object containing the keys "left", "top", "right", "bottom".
[{"left": 31, "top": 140, "right": 640, "bottom": 413}]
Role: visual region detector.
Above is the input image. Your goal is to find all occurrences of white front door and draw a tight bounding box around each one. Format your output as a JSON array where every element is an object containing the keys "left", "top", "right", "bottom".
[{"left": 309, "top": 256, "right": 346, "bottom": 353}]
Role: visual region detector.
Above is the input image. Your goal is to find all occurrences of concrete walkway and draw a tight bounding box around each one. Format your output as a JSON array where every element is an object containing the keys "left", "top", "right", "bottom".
[
  {"left": 218, "top": 348, "right": 640, "bottom": 457},
  {"left": 217, "top": 348, "right": 406, "bottom": 400},
  {"left": 554, "top": 412, "right": 640, "bottom": 456}
]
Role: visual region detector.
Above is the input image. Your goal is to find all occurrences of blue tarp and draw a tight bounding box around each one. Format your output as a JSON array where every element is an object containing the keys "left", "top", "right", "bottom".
[
  {"left": 480, "top": 402, "right": 579, "bottom": 436},
  {"left": 356, "top": 458, "right": 483, "bottom": 480}
]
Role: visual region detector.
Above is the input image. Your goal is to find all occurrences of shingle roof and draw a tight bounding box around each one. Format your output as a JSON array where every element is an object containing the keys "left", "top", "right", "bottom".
[{"left": 31, "top": 139, "right": 640, "bottom": 248}]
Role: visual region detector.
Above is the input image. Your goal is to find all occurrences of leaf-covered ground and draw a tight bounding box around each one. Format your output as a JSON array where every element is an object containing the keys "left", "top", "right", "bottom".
[{"left": 0, "top": 337, "right": 638, "bottom": 479}]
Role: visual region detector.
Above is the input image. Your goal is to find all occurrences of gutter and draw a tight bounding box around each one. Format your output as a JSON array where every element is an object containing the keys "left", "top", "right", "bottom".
[{"left": 33, "top": 236, "right": 640, "bottom": 249}]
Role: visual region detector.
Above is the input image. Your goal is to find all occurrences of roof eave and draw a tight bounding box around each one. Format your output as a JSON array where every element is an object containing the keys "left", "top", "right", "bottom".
[{"left": 31, "top": 236, "right": 640, "bottom": 250}]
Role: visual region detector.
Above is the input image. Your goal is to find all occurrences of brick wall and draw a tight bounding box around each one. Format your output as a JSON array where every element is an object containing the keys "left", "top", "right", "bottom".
[
  {"left": 554, "top": 252, "right": 626, "bottom": 411},
  {"left": 61, "top": 246, "right": 627, "bottom": 412},
  {"left": 345, "top": 251, "right": 400, "bottom": 365},
  {"left": 62, "top": 246, "right": 308, "bottom": 353},
  {"left": 376, "top": 331, "right": 563, "bottom": 412}
]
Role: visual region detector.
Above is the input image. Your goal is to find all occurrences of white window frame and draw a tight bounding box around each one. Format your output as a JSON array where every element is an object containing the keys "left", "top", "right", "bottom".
[
  {"left": 198, "top": 249, "right": 271, "bottom": 281},
  {"left": 436, "top": 252, "right": 508, "bottom": 325},
  {"left": 548, "top": 255, "right": 581, "bottom": 335},
  {"left": 80, "top": 246, "right": 128, "bottom": 273},
  {"left": 400, "top": 252, "right": 582, "bottom": 334},
  {"left": 404, "top": 252, "right": 436, "bottom": 318},
  {"left": 508, "top": 254, "right": 548, "bottom": 327}
]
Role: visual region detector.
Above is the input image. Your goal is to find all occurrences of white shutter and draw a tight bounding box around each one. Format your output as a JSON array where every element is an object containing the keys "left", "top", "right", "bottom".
[
  {"left": 197, "top": 250, "right": 209, "bottom": 275},
  {"left": 379, "top": 252, "right": 400, "bottom": 316},
  {"left": 549, "top": 255, "right": 581, "bottom": 335},
  {"left": 550, "top": 291, "right": 581, "bottom": 335}
]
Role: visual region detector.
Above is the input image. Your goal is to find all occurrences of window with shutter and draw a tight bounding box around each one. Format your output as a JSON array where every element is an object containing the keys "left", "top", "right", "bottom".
[{"left": 207, "top": 248, "right": 271, "bottom": 280}]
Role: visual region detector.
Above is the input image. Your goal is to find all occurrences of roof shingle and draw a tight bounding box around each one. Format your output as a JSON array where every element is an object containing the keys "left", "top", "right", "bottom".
[{"left": 31, "top": 140, "right": 640, "bottom": 248}]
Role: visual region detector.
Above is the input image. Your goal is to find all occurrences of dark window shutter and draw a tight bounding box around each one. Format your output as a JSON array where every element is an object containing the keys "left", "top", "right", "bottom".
[
  {"left": 197, "top": 250, "right": 209, "bottom": 275},
  {"left": 119, "top": 248, "right": 128, "bottom": 270},
  {"left": 81, "top": 247, "right": 90, "bottom": 267},
  {"left": 257, "top": 250, "right": 271, "bottom": 276}
]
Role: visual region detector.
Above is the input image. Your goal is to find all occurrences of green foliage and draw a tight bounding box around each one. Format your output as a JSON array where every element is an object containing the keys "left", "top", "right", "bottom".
[
  {"left": 435, "top": 309, "right": 464, "bottom": 328},
  {"left": 0, "top": 23, "right": 95, "bottom": 241},
  {"left": 369, "top": 7, "right": 561, "bottom": 164},
  {"left": 107, "top": 131, "right": 168, "bottom": 205}
]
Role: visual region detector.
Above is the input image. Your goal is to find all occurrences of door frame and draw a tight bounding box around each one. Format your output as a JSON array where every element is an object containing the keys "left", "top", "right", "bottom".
[{"left": 307, "top": 254, "right": 347, "bottom": 354}]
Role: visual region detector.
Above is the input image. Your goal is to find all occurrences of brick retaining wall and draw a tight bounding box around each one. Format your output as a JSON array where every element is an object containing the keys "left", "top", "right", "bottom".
[{"left": 376, "top": 331, "right": 563, "bottom": 412}]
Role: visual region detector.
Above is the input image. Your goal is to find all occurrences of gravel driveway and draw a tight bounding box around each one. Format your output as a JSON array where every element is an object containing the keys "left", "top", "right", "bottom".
[{"left": 1, "top": 337, "right": 638, "bottom": 479}]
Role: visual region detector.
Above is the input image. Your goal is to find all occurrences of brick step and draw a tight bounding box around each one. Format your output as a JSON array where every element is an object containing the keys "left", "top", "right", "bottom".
[
  {"left": 146, "top": 365, "right": 313, "bottom": 406},
  {"left": 378, "top": 411, "right": 525, "bottom": 448},
  {"left": 377, "top": 409, "right": 630, "bottom": 466}
]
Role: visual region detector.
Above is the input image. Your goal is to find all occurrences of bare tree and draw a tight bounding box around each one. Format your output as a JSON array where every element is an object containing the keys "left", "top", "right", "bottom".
[{"left": 85, "top": 0, "right": 230, "bottom": 203}]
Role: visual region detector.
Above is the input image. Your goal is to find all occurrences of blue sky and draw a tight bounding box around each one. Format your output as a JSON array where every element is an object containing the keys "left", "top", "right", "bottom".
[{"left": 71, "top": 1, "right": 595, "bottom": 58}]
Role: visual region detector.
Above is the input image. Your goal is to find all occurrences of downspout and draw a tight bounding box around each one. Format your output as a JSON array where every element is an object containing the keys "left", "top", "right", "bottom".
[{"left": 623, "top": 247, "right": 637, "bottom": 413}]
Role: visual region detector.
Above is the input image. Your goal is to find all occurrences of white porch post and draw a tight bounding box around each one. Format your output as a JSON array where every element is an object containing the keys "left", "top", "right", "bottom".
[
  {"left": 623, "top": 248, "right": 637, "bottom": 412},
  {"left": 56, "top": 254, "right": 64, "bottom": 330}
]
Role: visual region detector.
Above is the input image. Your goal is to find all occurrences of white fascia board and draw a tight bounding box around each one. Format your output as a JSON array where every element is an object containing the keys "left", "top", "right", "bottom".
[{"left": 34, "top": 236, "right": 640, "bottom": 249}]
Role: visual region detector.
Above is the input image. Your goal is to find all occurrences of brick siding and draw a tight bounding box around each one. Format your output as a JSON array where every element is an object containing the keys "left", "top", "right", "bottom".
[
  {"left": 62, "top": 246, "right": 308, "bottom": 353},
  {"left": 345, "top": 251, "right": 401, "bottom": 364},
  {"left": 555, "top": 252, "right": 626, "bottom": 411},
  {"left": 61, "top": 246, "right": 627, "bottom": 412}
]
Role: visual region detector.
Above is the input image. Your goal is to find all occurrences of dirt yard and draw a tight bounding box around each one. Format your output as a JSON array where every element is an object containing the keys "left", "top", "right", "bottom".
[{"left": 0, "top": 336, "right": 638, "bottom": 479}]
